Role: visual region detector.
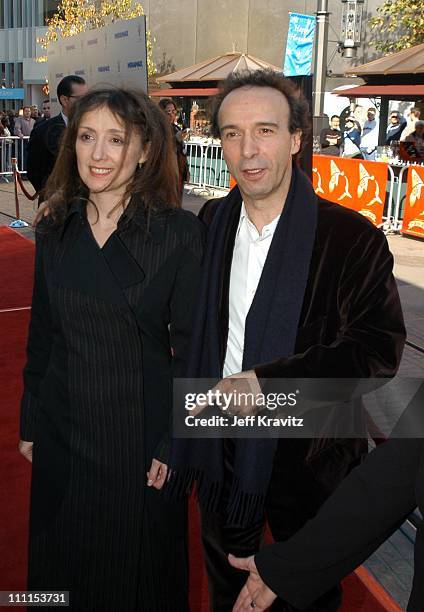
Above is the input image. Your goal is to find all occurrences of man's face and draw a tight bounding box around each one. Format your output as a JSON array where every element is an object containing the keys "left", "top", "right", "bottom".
[
  {"left": 330, "top": 116, "right": 340, "bottom": 130},
  {"left": 390, "top": 114, "right": 399, "bottom": 124},
  {"left": 42, "top": 101, "right": 50, "bottom": 118},
  {"left": 367, "top": 110, "right": 375, "bottom": 121},
  {"left": 415, "top": 124, "right": 424, "bottom": 137},
  {"left": 23, "top": 107, "right": 31, "bottom": 119},
  {"left": 61, "top": 82, "right": 88, "bottom": 115},
  {"left": 218, "top": 86, "right": 301, "bottom": 208}
]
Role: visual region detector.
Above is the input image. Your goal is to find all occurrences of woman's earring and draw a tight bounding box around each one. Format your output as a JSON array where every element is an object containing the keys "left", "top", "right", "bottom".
[{"left": 138, "top": 161, "right": 144, "bottom": 169}]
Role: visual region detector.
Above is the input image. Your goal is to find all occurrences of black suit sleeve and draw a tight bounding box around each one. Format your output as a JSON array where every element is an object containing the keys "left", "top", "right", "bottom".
[
  {"left": 153, "top": 216, "right": 205, "bottom": 462},
  {"left": 255, "top": 435, "right": 423, "bottom": 609},
  {"left": 20, "top": 229, "right": 53, "bottom": 440}
]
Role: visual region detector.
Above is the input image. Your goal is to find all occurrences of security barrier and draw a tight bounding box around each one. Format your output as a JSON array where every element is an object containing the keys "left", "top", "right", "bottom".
[
  {"left": 185, "top": 140, "right": 230, "bottom": 194},
  {"left": 398, "top": 164, "right": 424, "bottom": 238},
  {"left": 312, "top": 155, "right": 394, "bottom": 231},
  {"left": 0, "top": 136, "right": 30, "bottom": 180}
]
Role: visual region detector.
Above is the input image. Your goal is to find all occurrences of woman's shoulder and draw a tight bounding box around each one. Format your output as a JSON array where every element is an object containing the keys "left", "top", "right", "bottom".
[{"left": 163, "top": 208, "right": 205, "bottom": 241}]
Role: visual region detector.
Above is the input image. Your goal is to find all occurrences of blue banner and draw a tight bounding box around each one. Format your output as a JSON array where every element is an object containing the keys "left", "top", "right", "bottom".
[
  {"left": 283, "top": 13, "right": 316, "bottom": 77},
  {"left": 0, "top": 88, "right": 25, "bottom": 100}
]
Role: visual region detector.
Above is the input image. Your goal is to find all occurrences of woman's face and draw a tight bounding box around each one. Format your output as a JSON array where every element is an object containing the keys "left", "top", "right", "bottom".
[
  {"left": 164, "top": 103, "right": 177, "bottom": 124},
  {"left": 75, "top": 106, "right": 148, "bottom": 197}
]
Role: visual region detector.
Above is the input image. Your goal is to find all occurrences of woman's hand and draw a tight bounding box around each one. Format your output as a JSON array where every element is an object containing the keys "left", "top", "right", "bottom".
[
  {"left": 146, "top": 458, "right": 168, "bottom": 490},
  {"left": 19, "top": 440, "right": 33, "bottom": 463},
  {"left": 34, "top": 200, "right": 51, "bottom": 225}
]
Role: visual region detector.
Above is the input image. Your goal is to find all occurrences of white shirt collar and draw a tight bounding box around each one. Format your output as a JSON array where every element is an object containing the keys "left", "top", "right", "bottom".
[
  {"left": 237, "top": 201, "right": 281, "bottom": 242},
  {"left": 61, "top": 111, "right": 68, "bottom": 126}
]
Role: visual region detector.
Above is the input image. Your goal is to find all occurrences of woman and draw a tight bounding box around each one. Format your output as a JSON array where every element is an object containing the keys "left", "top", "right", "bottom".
[
  {"left": 19, "top": 87, "right": 204, "bottom": 610},
  {"left": 158, "top": 98, "right": 190, "bottom": 197}
]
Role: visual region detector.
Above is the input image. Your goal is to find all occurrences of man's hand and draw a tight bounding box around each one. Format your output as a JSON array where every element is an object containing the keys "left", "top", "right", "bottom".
[
  {"left": 146, "top": 458, "right": 168, "bottom": 490},
  {"left": 229, "top": 554, "right": 277, "bottom": 611},
  {"left": 19, "top": 440, "right": 33, "bottom": 463},
  {"left": 190, "top": 370, "right": 262, "bottom": 417}
]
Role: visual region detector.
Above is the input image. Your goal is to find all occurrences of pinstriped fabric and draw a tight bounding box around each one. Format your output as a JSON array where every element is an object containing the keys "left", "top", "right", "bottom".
[
  {"left": 24, "top": 207, "right": 203, "bottom": 611},
  {"left": 29, "top": 285, "right": 188, "bottom": 611}
]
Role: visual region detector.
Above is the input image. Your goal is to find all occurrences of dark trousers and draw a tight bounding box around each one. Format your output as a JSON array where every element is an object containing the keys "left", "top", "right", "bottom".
[{"left": 200, "top": 439, "right": 343, "bottom": 612}]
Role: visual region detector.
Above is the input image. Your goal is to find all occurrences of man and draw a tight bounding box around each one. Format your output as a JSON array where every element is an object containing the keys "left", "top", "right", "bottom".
[
  {"left": 360, "top": 107, "right": 379, "bottom": 160},
  {"left": 170, "top": 70, "right": 405, "bottom": 611},
  {"left": 27, "top": 75, "right": 87, "bottom": 200},
  {"left": 405, "top": 119, "right": 424, "bottom": 158},
  {"left": 30, "top": 104, "right": 39, "bottom": 120},
  {"left": 386, "top": 110, "right": 406, "bottom": 144},
  {"left": 342, "top": 115, "right": 362, "bottom": 158},
  {"left": 14, "top": 106, "right": 35, "bottom": 138},
  {"left": 319, "top": 115, "right": 342, "bottom": 156},
  {"left": 400, "top": 106, "right": 421, "bottom": 141},
  {"left": 34, "top": 99, "right": 51, "bottom": 126},
  {"left": 13, "top": 106, "right": 35, "bottom": 172},
  {"left": 41, "top": 99, "right": 51, "bottom": 119}
]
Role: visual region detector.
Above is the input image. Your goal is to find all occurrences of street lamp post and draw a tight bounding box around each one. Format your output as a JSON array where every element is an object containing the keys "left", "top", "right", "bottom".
[
  {"left": 340, "top": 0, "right": 365, "bottom": 58},
  {"left": 313, "top": 0, "right": 330, "bottom": 134}
]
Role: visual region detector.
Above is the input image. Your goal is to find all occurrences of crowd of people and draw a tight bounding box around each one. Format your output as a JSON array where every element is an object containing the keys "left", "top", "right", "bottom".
[
  {"left": 319, "top": 105, "right": 423, "bottom": 160},
  {"left": 13, "top": 70, "right": 423, "bottom": 612}
]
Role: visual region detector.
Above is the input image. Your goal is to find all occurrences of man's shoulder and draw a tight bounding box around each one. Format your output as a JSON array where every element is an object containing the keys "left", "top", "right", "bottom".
[
  {"left": 316, "top": 197, "right": 385, "bottom": 245},
  {"left": 198, "top": 192, "right": 234, "bottom": 226},
  {"left": 32, "top": 114, "right": 64, "bottom": 134}
]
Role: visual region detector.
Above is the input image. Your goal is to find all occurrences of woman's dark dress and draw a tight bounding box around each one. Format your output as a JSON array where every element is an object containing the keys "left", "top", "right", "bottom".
[{"left": 20, "top": 201, "right": 204, "bottom": 611}]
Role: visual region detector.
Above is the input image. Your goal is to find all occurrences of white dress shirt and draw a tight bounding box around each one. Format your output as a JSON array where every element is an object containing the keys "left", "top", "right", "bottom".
[{"left": 223, "top": 202, "right": 281, "bottom": 377}]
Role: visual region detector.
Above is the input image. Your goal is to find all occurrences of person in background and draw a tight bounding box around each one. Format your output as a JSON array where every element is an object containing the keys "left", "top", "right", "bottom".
[
  {"left": 30, "top": 105, "right": 39, "bottom": 120},
  {"left": 342, "top": 116, "right": 362, "bottom": 158},
  {"left": 14, "top": 106, "right": 35, "bottom": 137},
  {"left": 7, "top": 110, "right": 15, "bottom": 136},
  {"left": 386, "top": 110, "right": 407, "bottom": 144},
  {"left": 27, "top": 75, "right": 87, "bottom": 202},
  {"left": 34, "top": 99, "right": 51, "bottom": 125},
  {"left": 159, "top": 97, "right": 190, "bottom": 201},
  {"left": 405, "top": 119, "right": 424, "bottom": 158},
  {"left": 42, "top": 99, "right": 50, "bottom": 119},
  {"left": 400, "top": 107, "right": 421, "bottom": 141},
  {"left": 319, "top": 115, "right": 342, "bottom": 156},
  {"left": 360, "top": 107, "right": 379, "bottom": 160},
  {"left": 13, "top": 106, "right": 35, "bottom": 173}
]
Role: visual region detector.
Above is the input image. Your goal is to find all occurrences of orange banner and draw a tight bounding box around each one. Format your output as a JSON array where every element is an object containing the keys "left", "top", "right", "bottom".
[
  {"left": 402, "top": 165, "right": 424, "bottom": 239},
  {"left": 312, "top": 155, "right": 388, "bottom": 227}
]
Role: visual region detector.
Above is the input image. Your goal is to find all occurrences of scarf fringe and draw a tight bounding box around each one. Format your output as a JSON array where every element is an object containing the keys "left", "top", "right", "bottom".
[{"left": 165, "top": 467, "right": 265, "bottom": 527}]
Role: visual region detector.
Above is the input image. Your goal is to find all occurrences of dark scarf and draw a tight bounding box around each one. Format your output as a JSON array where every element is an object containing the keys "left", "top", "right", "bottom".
[{"left": 168, "top": 166, "right": 318, "bottom": 527}]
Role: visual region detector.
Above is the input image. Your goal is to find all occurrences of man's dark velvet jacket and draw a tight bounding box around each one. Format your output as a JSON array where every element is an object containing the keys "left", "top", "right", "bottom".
[{"left": 199, "top": 186, "right": 406, "bottom": 484}]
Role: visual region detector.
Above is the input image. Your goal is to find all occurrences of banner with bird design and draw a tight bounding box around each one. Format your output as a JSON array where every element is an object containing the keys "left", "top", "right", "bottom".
[
  {"left": 312, "top": 156, "right": 388, "bottom": 226},
  {"left": 402, "top": 166, "right": 424, "bottom": 239}
]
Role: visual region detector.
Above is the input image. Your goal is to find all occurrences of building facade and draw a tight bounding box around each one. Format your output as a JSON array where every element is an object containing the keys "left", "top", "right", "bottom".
[
  {"left": 144, "top": 0, "right": 390, "bottom": 98},
  {"left": 0, "top": 0, "right": 56, "bottom": 110}
]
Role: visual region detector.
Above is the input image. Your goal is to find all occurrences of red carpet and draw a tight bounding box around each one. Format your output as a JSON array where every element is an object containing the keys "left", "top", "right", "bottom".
[
  {"left": 0, "top": 227, "right": 34, "bottom": 310},
  {"left": 0, "top": 227, "right": 399, "bottom": 611}
]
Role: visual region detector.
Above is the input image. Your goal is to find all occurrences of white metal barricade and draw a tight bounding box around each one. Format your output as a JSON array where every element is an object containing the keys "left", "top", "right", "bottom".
[
  {"left": 0, "top": 136, "right": 30, "bottom": 180},
  {"left": 202, "top": 143, "right": 230, "bottom": 190},
  {"left": 185, "top": 140, "right": 231, "bottom": 195},
  {"left": 185, "top": 141, "right": 208, "bottom": 194}
]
